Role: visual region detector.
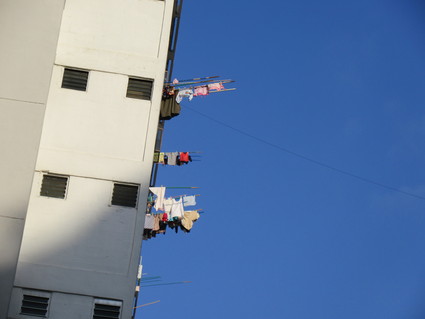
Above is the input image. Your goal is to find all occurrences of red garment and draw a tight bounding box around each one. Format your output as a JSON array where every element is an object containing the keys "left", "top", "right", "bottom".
[
  {"left": 162, "top": 213, "right": 168, "bottom": 222},
  {"left": 180, "top": 152, "right": 190, "bottom": 162}
]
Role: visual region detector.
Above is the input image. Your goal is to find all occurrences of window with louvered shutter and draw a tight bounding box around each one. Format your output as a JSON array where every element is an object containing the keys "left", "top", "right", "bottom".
[
  {"left": 20, "top": 294, "right": 50, "bottom": 317},
  {"left": 62, "top": 68, "right": 89, "bottom": 91},
  {"left": 93, "top": 300, "right": 121, "bottom": 319},
  {"left": 111, "top": 183, "right": 139, "bottom": 208},
  {"left": 40, "top": 175, "right": 68, "bottom": 199},
  {"left": 126, "top": 78, "right": 153, "bottom": 100}
]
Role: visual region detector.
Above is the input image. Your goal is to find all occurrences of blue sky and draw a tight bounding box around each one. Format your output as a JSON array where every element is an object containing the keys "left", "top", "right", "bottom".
[{"left": 137, "top": 1, "right": 425, "bottom": 318}]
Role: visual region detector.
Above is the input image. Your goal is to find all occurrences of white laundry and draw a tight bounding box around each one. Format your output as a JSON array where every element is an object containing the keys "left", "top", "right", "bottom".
[
  {"left": 176, "top": 89, "right": 193, "bottom": 103},
  {"left": 170, "top": 198, "right": 184, "bottom": 219},
  {"left": 183, "top": 195, "right": 196, "bottom": 207},
  {"left": 149, "top": 186, "right": 166, "bottom": 211}
]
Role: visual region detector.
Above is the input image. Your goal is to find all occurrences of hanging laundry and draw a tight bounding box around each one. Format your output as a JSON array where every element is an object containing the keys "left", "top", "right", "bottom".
[
  {"left": 178, "top": 152, "right": 192, "bottom": 165},
  {"left": 163, "top": 198, "right": 173, "bottom": 214},
  {"left": 183, "top": 195, "right": 196, "bottom": 207},
  {"left": 193, "top": 86, "right": 209, "bottom": 97},
  {"left": 165, "top": 152, "right": 179, "bottom": 166},
  {"left": 163, "top": 86, "right": 175, "bottom": 98},
  {"left": 160, "top": 94, "right": 181, "bottom": 120},
  {"left": 172, "top": 78, "right": 179, "bottom": 84},
  {"left": 162, "top": 213, "right": 168, "bottom": 222},
  {"left": 149, "top": 186, "right": 166, "bottom": 211},
  {"left": 170, "top": 198, "right": 184, "bottom": 219},
  {"left": 181, "top": 211, "right": 200, "bottom": 231},
  {"left": 176, "top": 89, "right": 194, "bottom": 103},
  {"left": 158, "top": 153, "right": 166, "bottom": 164},
  {"left": 144, "top": 214, "right": 155, "bottom": 230},
  {"left": 153, "top": 214, "right": 162, "bottom": 231},
  {"left": 208, "top": 82, "right": 224, "bottom": 91}
]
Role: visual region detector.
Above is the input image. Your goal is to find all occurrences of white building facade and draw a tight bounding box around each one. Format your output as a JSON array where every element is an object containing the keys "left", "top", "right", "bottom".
[{"left": 0, "top": 0, "right": 181, "bottom": 318}]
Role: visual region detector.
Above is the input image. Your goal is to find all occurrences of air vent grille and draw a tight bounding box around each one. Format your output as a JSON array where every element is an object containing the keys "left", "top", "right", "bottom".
[
  {"left": 93, "top": 303, "right": 121, "bottom": 319},
  {"left": 21, "top": 294, "right": 49, "bottom": 317},
  {"left": 62, "top": 68, "right": 89, "bottom": 91},
  {"left": 126, "top": 78, "right": 153, "bottom": 100},
  {"left": 40, "top": 175, "right": 68, "bottom": 199},
  {"left": 112, "top": 183, "right": 139, "bottom": 208}
]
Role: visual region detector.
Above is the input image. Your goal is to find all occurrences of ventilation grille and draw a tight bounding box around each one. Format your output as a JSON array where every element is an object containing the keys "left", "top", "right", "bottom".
[
  {"left": 112, "top": 183, "right": 139, "bottom": 208},
  {"left": 126, "top": 78, "right": 153, "bottom": 100},
  {"left": 21, "top": 295, "right": 49, "bottom": 317},
  {"left": 62, "top": 68, "right": 89, "bottom": 91},
  {"left": 40, "top": 175, "right": 68, "bottom": 199},
  {"left": 93, "top": 303, "right": 121, "bottom": 319}
]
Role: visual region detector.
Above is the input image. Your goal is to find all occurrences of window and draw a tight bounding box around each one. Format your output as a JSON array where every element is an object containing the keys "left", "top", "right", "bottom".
[
  {"left": 20, "top": 294, "right": 50, "bottom": 317},
  {"left": 111, "top": 183, "right": 139, "bottom": 208},
  {"left": 93, "top": 299, "right": 122, "bottom": 319},
  {"left": 40, "top": 174, "right": 69, "bottom": 199},
  {"left": 62, "top": 68, "right": 89, "bottom": 91},
  {"left": 126, "top": 77, "right": 153, "bottom": 100}
]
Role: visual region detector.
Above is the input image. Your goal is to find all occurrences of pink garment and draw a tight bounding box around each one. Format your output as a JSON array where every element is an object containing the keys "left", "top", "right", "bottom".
[
  {"left": 208, "top": 82, "right": 224, "bottom": 91},
  {"left": 194, "top": 86, "right": 209, "bottom": 96}
]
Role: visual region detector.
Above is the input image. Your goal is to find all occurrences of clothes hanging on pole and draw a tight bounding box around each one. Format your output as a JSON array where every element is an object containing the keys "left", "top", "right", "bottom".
[
  {"left": 153, "top": 214, "right": 163, "bottom": 231},
  {"left": 144, "top": 214, "right": 155, "bottom": 230},
  {"left": 183, "top": 195, "right": 196, "bottom": 207},
  {"left": 208, "top": 82, "right": 224, "bottom": 91},
  {"left": 149, "top": 186, "right": 166, "bottom": 211},
  {"left": 160, "top": 95, "right": 181, "bottom": 120},
  {"left": 163, "top": 198, "right": 173, "bottom": 214},
  {"left": 181, "top": 211, "right": 200, "bottom": 231},
  {"left": 156, "top": 153, "right": 165, "bottom": 164},
  {"left": 179, "top": 152, "right": 192, "bottom": 165},
  {"left": 170, "top": 198, "right": 184, "bottom": 219},
  {"left": 176, "top": 89, "right": 194, "bottom": 103},
  {"left": 165, "top": 152, "right": 179, "bottom": 166},
  {"left": 193, "top": 86, "right": 209, "bottom": 96}
]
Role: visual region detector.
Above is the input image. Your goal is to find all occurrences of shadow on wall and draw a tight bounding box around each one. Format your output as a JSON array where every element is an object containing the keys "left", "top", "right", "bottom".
[{"left": 9, "top": 174, "right": 147, "bottom": 317}]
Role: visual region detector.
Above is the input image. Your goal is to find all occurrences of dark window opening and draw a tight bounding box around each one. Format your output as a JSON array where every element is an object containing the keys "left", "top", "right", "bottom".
[
  {"left": 126, "top": 78, "right": 153, "bottom": 100},
  {"left": 40, "top": 175, "right": 68, "bottom": 199},
  {"left": 62, "top": 68, "right": 89, "bottom": 91},
  {"left": 111, "top": 183, "right": 139, "bottom": 208}
]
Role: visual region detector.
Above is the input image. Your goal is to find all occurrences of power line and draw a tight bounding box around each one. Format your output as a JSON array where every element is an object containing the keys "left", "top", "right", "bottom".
[{"left": 186, "top": 106, "right": 425, "bottom": 201}]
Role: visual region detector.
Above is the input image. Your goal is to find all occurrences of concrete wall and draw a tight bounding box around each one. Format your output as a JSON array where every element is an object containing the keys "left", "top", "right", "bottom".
[
  {"left": 8, "top": 0, "right": 175, "bottom": 318},
  {"left": 0, "top": 0, "right": 65, "bottom": 317}
]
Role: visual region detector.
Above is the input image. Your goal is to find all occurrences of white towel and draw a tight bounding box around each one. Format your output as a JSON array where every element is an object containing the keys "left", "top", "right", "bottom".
[
  {"left": 149, "top": 187, "right": 166, "bottom": 211},
  {"left": 183, "top": 195, "right": 196, "bottom": 207}
]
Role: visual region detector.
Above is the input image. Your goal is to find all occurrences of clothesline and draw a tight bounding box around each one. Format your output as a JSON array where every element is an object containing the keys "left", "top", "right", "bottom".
[
  {"left": 156, "top": 151, "right": 202, "bottom": 153},
  {"left": 166, "top": 187, "right": 200, "bottom": 189},
  {"left": 164, "top": 75, "right": 219, "bottom": 84},
  {"left": 169, "top": 194, "right": 201, "bottom": 199},
  {"left": 171, "top": 80, "right": 234, "bottom": 89},
  {"left": 209, "top": 88, "right": 237, "bottom": 93},
  {"left": 170, "top": 79, "right": 233, "bottom": 88}
]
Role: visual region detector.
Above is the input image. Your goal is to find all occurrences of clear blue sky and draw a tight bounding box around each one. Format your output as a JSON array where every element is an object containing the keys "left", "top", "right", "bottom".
[{"left": 137, "top": 1, "right": 425, "bottom": 318}]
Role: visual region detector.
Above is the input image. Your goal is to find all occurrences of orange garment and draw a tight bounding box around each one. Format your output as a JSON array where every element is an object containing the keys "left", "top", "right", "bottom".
[{"left": 180, "top": 152, "right": 190, "bottom": 162}]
